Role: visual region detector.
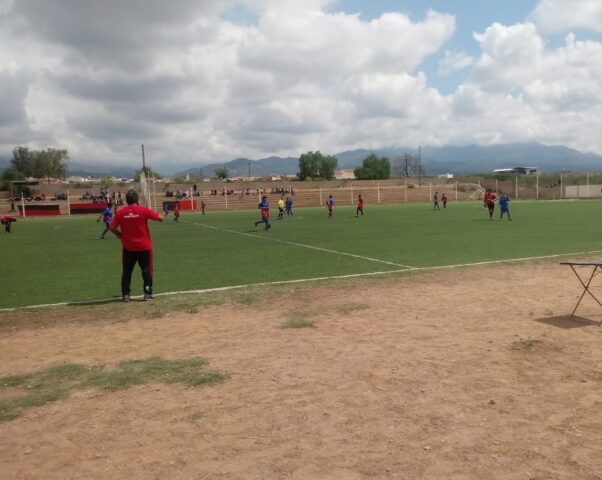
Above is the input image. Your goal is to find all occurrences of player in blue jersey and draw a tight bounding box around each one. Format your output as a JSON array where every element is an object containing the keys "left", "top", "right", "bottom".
[
  {"left": 97, "top": 203, "right": 113, "bottom": 239},
  {"left": 326, "top": 195, "right": 335, "bottom": 219},
  {"left": 254, "top": 196, "right": 271, "bottom": 230},
  {"left": 285, "top": 197, "right": 293, "bottom": 216},
  {"left": 499, "top": 193, "right": 511, "bottom": 221}
]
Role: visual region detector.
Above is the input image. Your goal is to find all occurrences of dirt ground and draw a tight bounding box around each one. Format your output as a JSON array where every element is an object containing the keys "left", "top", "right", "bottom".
[{"left": 1, "top": 263, "right": 601, "bottom": 480}]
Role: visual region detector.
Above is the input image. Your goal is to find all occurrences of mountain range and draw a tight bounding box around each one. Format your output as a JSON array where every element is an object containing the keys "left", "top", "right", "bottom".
[{"left": 1, "top": 142, "right": 601, "bottom": 178}]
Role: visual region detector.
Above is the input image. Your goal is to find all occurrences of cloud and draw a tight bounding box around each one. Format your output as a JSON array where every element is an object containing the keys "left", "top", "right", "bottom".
[
  {"left": 1, "top": 1, "right": 602, "bottom": 169},
  {"left": 530, "top": 0, "right": 602, "bottom": 34},
  {"left": 438, "top": 50, "right": 474, "bottom": 75}
]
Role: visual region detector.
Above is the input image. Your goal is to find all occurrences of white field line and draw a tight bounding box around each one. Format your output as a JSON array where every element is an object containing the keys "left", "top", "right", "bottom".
[
  {"left": 185, "top": 220, "right": 415, "bottom": 269},
  {"left": 2, "top": 249, "right": 602, "bottom": 312}
]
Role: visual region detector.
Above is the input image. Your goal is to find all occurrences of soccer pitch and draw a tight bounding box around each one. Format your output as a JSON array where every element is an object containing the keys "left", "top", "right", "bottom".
[{"left": 2, "top": 200, "right": 601, "bottom": 309}]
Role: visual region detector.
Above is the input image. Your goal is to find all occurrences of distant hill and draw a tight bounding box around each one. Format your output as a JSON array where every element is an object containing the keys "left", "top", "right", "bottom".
[
  {"left": 2, "top": 142, "right": 601, "bottom": 178},
  {"left": 66, "top": 162, "right": 137, "bottom": 179},
  {"left": 335, "top": 142, "right": 602, "bottom": 175},
  {"left": 175, "top": 156, "right": 299, "bottom": 178}
]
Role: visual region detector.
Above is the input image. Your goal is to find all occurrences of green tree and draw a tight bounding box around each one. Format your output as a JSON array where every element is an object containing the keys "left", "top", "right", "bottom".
[
  {"left": 134, "top": 166, "right": 162, "bottom": 182},
  {"left": 214, "top": 167, "right": 229, "bottom": 179},
  {"left": 0, "top": 166, "right": 26, "bottom": 191},
  {"left": 30, "top": 148, "right": 69, "bottom": 182},
  {"left": 11, "top": 146, "right": 32, "bottom": 176},
  {"left": 298, "top": 151, "right": 338, "bottom": 180},
  {"left": 354, "top": 154, "right": 391, "bottom": 180}
]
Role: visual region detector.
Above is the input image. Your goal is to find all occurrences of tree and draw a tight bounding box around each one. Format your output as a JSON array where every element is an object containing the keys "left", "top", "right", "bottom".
[
  {"left": 11, "top": 146, "right": 32, "bottom": 176},
  {"left": 298, "top": 151, "right": 338, "bottom": 180},
  {"left": 354, "top": 154, "right": 391, "bottom": 180},
  {"left": 30, "top": 148, "right": 69, "bottom": 182},
  {"left": 134, "top": 166, "right": 162, "bottom": 182},
  {"left": 214, "top": 167, "right": 229, "bottom": 179},
  {"left": 391, "top": 153, "right": 426, "bottom": 178}
]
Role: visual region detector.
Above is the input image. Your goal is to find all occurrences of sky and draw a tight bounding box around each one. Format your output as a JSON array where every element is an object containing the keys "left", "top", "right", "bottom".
[{"left": 1, "top": 0, "right": 602, "bottom": 170}]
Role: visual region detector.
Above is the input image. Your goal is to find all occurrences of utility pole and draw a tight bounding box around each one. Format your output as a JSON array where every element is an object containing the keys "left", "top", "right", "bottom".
[
  {"left": 141, "top": 144, "right": 146, "bottom": 173},
  {"left": 418, "top": 145, "right": 422, "bottom": 187},
  {"left": 248, "top": 161, "right": 251, "bottom": 179},
  {"left": 200, "top": 167, "right": 203, "bottom": 179}
]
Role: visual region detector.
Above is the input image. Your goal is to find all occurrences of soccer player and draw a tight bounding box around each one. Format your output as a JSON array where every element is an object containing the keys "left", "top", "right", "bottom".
[
  {"left": 277, "top": 196, "right": 285, "bottom": 220},
  {"left": 163, "top": 202, "right": 170, "bottom": 218},
  {"left": 356, "top": 194, "right": 364, "bottom": 217},
  {"left": 441, "top": 193, "right": 448, "bottom": 209},
  {"left": 433, "top": 192, "right": 440, "bottom": 210},
  {"left": 97, "top": 202, "right": 113, "bottom": 239},
  {"left": 254, "top": 195, "right": 271, "bottom": 230},
  {"left": 201, "top": 200, "right": 206, "bottom": 215},
  {"left": 484, "top": 189, "right": 496, "bottom": 221},
  {"left": 173, "top": 201, "right": 180, "bottom": 222},
  {"left": 109, "top": 191, "right": 163, "bottom": 302},
  {"left": 1, "top": 215, "right": 16, "bottom": 233},
  {"left": 499, "top": 192, "right": 512, "bottom": 221},
  {"left": 326, "top": 194, "right": 335, "bottom": 219},
  {"left": 285, "top": 197, "right": 293, "bottom": 216}
]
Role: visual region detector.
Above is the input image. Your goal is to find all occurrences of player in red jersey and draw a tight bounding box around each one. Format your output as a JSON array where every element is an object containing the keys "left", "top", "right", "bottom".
[
  {"left": 1, "top": 215, "right": 16, "bottom": 233},
  {"left": 201, "top": 200, "right": 206, "bottom": 215},
  {"left": 483, "top": 189, "right": 496, "bottom": 221},
  {"left": 441, "top": 193, "right": 448, "bottom": 209},
  {"left": 109, "top": 191, "right": 163, "bottom": 301},
  {"left": 355, "top": 194, "right": 364, "bottom": 217},
  {"left": 173, "top": 201, "right": 180, "bottom": 222}
]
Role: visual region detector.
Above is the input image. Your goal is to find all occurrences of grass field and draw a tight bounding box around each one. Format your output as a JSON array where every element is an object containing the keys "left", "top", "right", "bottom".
[{"left": 2, "top": 200, "right": 601, "bottom": 309}]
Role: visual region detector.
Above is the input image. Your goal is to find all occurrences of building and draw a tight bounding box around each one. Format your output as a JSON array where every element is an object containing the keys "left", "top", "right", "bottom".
[{"left": 335, "top": 169, "right": 356, "bottom": 180}]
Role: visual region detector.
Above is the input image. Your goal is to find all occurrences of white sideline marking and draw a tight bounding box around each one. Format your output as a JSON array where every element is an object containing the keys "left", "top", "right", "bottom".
[
  {"left": 185, "top": 220, "right": 415, "bottom": 269},
  {"left": 2, "top": 249, "right": 602, "bottom": 312}
]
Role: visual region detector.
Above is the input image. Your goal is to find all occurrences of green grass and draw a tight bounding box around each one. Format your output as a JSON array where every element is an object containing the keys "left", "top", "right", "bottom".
[
  {"left": 0, "top": 357, "right": 227, "bottom": 421},
  {"left": 282, "top": 309, "right": 316, "bottom": 329},
  {"left": 1, "top": 200, "right": 601, "bottom": 309}
]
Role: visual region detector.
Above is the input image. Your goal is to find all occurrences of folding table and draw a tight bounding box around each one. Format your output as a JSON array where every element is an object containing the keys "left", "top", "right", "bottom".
[{"left": 561, "top": 259, "right": 602, "bottom": 324}]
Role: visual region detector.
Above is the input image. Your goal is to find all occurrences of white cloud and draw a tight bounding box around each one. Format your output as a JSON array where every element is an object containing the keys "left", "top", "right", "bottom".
[
  {"left": 1, "top": 1, "right": 602, "bottom": 169},
  {"left": 530, "top": 0, "right": 602, "bottom": 34},
  {"left": 438, "top": 50, "right": 474, "bottom": 75}
]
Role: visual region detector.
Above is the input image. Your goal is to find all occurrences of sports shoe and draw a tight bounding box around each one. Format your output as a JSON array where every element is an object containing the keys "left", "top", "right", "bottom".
[
  {"left": 122, "top": 295, "right": 130, "bottom": 302},
  {"left": 144, "top": 293, "right": 155, "bottom": 301}
]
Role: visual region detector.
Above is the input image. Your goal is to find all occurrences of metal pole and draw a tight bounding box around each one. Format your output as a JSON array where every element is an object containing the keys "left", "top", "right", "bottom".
[
  {"left": 455, "top": 181, "right": 458, "bottom": 201},
  {"left": 429, "top": 182, "right": 432, "bottom": 203},
  {"left": 587, "top": 172, "right": 590, "bottom": 197},
  {"left": 319, "top": 186, "right": 323, "bottom": 205},
  {"left": 515, "top": 175, "right": 518, "bottom": 199},
  {"left": 404, "top": 178, "right": 407, "bottom": 202},
  {"left": 495, "top": 179, "right": 498, "bottom": 195},
  {"left": 418, "top": 145, "right": 422, "bottom": 187},
  {"left": 141, "top": 144, "right": 146, "bottom": 172},
  {"left": 350, "top": 182, "right": 353, "bottom": 203},
  {"left": 21, "top": 196, "right": 26, "bottom": 218},
  {"left": 67, "top": 189, "right": 71, "bottom": 216},
  {"left": 248, "top": 161, "right": 251, "bottom": 179},
  {"left": 536, "top": 175, "right": 539, "bottom": 200},
  {"left": 378, "top": 183, "right": 381, "bottom": 204},
  {"left": 560, "top": 174, "right": 563, "bottom": 199}
]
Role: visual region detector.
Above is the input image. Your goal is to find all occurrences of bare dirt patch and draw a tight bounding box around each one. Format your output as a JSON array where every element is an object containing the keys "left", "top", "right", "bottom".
[{"left": 1, "top": 263, "right": 602, "bottom": 479}]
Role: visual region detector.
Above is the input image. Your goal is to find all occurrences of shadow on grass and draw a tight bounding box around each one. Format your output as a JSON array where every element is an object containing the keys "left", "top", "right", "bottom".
[{"left": 535, "top": 315, "right": 601, "bottom": 329}]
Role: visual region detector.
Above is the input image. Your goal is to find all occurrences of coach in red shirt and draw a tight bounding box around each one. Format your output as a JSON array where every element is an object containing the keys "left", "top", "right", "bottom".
[{"left": 110, "top": 191, "right": 163, "bottom": 301}]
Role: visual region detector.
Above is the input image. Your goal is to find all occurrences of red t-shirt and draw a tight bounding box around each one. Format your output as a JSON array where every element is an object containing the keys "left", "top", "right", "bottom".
[
  {"left": 358, "top": 199, "right": 364, "bottom": 208},
  {"left": 111, "top": 205, "right": 160, "bottom": 251},
  {"left": 484, "top": 192, "right": 496, "bottom": 205}
]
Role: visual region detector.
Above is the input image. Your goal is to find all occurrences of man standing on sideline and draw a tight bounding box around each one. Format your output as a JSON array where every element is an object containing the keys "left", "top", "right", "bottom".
[
  {"left": 110, "top": 191, "right": 163, "bottom": 302},
  {"left": 433, "top": 192, "right": 440, "bottom": 210},
  {"left": 285, "top": 197, "right": 293, "bottom": 216}
]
